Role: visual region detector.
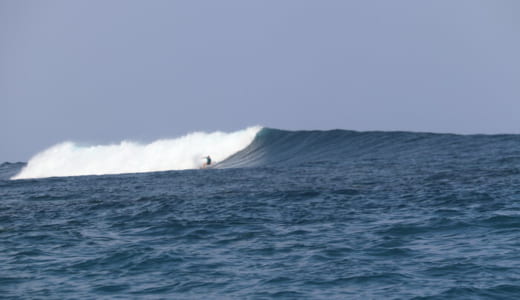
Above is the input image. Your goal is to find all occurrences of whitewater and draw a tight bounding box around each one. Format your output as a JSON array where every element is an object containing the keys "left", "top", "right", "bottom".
[{"left": 12, "top": 126, "right": 261, "bottom": 179}]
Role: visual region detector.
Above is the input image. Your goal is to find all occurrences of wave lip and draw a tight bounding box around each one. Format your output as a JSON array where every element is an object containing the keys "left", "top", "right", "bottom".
[{"left": 12, "top": 126, "right": 262, "bottom": 180}]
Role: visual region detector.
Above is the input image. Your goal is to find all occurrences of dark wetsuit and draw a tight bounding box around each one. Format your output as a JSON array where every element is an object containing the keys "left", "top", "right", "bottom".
[{"left": 206, "top": 156, "right": 211, "bottom": 166}]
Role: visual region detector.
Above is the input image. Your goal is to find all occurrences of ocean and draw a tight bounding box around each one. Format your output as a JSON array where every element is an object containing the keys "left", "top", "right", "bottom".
[{"left": 1, "top": 127, "right": 519, "bottom": 299}]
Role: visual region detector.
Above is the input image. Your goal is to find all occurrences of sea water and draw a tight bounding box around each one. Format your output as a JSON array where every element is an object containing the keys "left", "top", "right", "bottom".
[{"left": 1, "top": 128, "right": 519, "bottom": 299}]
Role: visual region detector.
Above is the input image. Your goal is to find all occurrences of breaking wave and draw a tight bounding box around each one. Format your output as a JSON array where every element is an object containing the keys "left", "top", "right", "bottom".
[
  {"left": 9, "top": 126, "right": 520, "bottom": 180},
  {"left": 12, "top": 126, "right": 262, "bottom": 179}
]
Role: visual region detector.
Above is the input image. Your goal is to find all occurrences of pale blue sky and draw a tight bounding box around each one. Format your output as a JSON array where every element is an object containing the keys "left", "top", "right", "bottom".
[{"left": 2, "top": 0, "right": 519, "bottom": 161}]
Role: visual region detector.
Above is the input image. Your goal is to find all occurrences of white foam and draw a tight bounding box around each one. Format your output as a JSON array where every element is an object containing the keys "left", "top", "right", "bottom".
[{"left": 12, "top": 126, "right": 262, "bottom": 179}]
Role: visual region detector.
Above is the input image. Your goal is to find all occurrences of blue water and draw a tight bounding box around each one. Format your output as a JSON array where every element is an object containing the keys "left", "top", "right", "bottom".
[{"left": 1, "top": 128, "right": 520, "bottom": 299}]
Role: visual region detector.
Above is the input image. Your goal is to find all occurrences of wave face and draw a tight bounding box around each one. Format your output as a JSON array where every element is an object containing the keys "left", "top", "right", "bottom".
[
  {"left": 220, "top": 127, "right": 520, "bottom": 168},
  {"left": 12, "top": 127, "right": 261, "bottom": 179}
]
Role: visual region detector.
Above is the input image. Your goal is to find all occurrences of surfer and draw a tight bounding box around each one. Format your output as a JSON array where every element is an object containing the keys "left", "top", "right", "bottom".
[{"left": 202, "top": 155, "right": 212, "bottom": 168}]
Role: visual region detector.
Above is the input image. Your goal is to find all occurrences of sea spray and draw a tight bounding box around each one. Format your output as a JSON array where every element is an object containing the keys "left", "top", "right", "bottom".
[{"left": 12, "top": 126, "right": 262, "bottom": 179}]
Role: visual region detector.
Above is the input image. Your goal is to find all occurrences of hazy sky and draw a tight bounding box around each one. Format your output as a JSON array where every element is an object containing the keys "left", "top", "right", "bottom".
[{"left": 2, "top": 0, "right": 519, "bottom": 161}]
